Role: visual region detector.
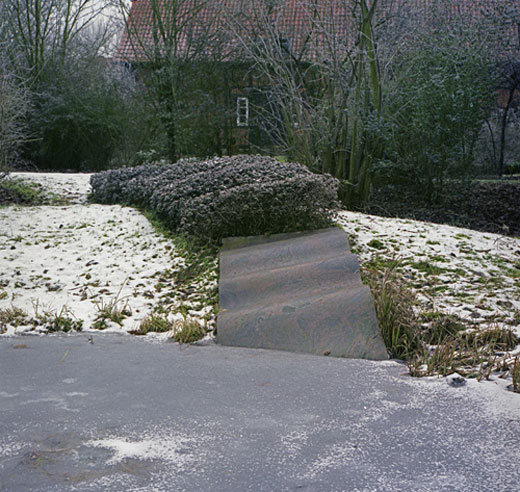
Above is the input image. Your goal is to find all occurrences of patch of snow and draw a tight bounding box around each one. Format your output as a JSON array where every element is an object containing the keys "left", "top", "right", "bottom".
[
  {"left": 280, "top": 430, "right": 309, "bottom": 455},
  {"left": 11, "top": 172, "right": 92, "bottom": 203},
  {"left": 0, "top": 190, "right": 215, "bottom": 337},
  {"left": 300, "top": 443, "right": 355, "bottom": 480},
  {"left": 0, "top": 441, "right": 24, "bottom": 459},
  {"left": 2, "top": 173, "right": 518, "bottom": 400},
  {"left": 0, "top": 391, "right": 19, "bottom": 398},
  {"left": 336, "top": 210, "right": 520, "bottom": 335},
  {"left": 465, "top": 377, "right": 520, "bottom": 418},
  {"left": 0, "top": 203, "right": 191, "bottom": 335},
  {"left": 85, "top": 435, "right": 196, "bottom": 466}
]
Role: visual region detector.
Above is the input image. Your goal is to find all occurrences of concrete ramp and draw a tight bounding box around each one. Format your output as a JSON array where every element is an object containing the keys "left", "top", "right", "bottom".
[{"left": 217, "top": 228, "right": 388, "bottom": 360}]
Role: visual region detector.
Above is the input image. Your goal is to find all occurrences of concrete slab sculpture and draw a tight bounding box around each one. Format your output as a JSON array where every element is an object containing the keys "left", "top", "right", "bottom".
[{"left": 217, "top": 228, "right": 388, "bottom": 360}]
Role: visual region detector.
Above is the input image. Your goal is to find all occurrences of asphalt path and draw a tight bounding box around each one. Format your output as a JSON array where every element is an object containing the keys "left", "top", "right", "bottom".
[{"left": 1, "top": 335, "right": 519, "bottom": 492}]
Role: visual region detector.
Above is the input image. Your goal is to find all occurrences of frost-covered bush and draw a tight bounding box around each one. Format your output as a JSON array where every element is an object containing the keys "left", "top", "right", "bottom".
[
  {"left": 179, "top": 174, "right": 339, "bottom": 239},
  {"left": 89, "top": 162, "right": 172, "bottom": 204},
  {"left": 150, "top": 155, "right": 311, "bottom": 225},
  {"left": 90, "top": 155, "right": 339, "bottom": 240}
]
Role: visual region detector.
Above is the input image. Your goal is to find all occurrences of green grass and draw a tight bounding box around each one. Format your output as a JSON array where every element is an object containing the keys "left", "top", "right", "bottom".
[
  {"left": 409, "top": 261, "right": 447, "bottom": 276},
  {"left": 367, "top": 239, "right": 385, "bottom": 250},
  {"left": 130, "top": 313, "right": 171, "bottom": 335},
  {"left": 429, "top": 255, "right": 449, "bottom": 263},
  {"left": 140, "top": 208, "right": 219, "bottom": 312},
  {"left": 0, "top": 177, "right": 63, "bottom": 206}
]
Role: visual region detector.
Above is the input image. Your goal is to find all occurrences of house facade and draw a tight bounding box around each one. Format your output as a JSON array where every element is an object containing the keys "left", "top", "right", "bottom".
[{"left": 115, "top": 0, "right": 520, "bottom": 154}]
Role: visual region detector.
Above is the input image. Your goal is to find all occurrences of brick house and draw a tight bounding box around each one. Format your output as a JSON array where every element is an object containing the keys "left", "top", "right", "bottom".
[{"left": 115, "top": 0, "right": 520, "bottom": 153}]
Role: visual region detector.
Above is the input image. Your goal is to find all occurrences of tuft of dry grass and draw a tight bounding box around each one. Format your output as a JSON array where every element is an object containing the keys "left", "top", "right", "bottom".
[
  {"left": 512, "top": 357, "right": 520, "bottom": 393},
  {"left": 408, "top": 340, "right": 457, "bottom": 377},
  {"left": 364, "top": 263, "right": 520, "bottom": 383},
  {"left": 364, "top": 263, "right": 421, "bottom": 360},
  {"left": 130, "top": 311, "right": 207, "bottom": 343},
  {"left": 0, "top": 306, "right": 29, "bottom": 333},
  {"left": 171, "top": 316, "right": 207, "bottom": 344},
  {"left": 38, "top": 306, "right": 83, "bottom": 333},
  {"left": 130, "top": 313, "right": 171, "bottom": 335},
  {"left": 0, "top": 303, "right": 82, "bottom": 333},
  {"left": 92, "top": 285, "right": 132, "bottom": 330}
]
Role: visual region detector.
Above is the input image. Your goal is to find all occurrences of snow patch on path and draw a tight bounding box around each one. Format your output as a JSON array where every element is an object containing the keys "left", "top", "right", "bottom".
[{"left": 86, "top": 435, "right": 197, "bottom": 466}]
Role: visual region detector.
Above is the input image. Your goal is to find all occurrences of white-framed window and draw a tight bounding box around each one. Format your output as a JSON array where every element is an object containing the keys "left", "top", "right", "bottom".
[{"left": 236, "top": 96, "right": 249, "bottom": 127}]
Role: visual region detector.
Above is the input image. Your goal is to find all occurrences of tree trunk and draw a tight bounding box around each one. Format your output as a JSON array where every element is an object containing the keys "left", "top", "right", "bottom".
[{"left": 498, "top": 87, "right": 515, "bottom": 177}]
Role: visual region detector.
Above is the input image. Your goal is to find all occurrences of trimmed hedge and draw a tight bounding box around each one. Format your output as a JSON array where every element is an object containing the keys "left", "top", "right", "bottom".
[{"left": 90, "top": 155, "right": 339, "bottom": 241}]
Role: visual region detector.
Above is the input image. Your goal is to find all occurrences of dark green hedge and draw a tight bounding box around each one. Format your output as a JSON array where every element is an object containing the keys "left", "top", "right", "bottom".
[{"left": 90, "top": 155, "right": 339, "bottom": 241}]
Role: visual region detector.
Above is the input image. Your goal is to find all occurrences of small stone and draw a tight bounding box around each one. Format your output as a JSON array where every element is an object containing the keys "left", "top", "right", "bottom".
[{"left": 447, "top": 374, "right": 466, "bottom": 387}]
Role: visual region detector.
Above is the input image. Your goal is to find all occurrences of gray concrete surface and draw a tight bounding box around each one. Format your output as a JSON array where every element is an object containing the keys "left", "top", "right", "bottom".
[
  {"left": 0, "top": 334, "right": 519, "bottom": 492},
  {"left": 218, "top": 228, "right": 387, "bottom": 359}
]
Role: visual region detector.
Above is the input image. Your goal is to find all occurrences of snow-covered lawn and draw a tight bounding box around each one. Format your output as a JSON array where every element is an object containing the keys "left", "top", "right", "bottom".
[
  {"left": 336, "top": 211, "right": 520, "bottom": 336},
  {"left": 1, "top": 173, "right": 519, "bottom": 382},
  {"left": 0, "top": 173, "right": 217, "bottom": 338}
]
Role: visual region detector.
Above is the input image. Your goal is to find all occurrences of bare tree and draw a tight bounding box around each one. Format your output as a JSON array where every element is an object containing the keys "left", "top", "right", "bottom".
[
  {"left": 227, "top": 0, "right": 384, "bottom": 207},
  {"left": 228, "top": 0, "right": 520, "bottom": 205},
  {"left": 115, "top": 0, "right": 237, "bottom": 160},
  {"left": 1, "top": 0, "right": 109, "bottom": 79}
]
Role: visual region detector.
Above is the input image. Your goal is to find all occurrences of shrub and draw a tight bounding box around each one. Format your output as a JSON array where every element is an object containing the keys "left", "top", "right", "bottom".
[
  {"left": 0, "top": 178, "right": 47, "bottom": 206},
  {"left": 24, "top": 58, "right": 150, "bottom": 172},
  {"left": 179, "top": 174, "right": 337, "bottom": 239},
  {"left": 384, "top": 27, "right": 496, "bottom": 202},
  {"left": 0, "top": 63, "right": 29, "bottom": 177},
  {"left": 90, "top": 162, "right": 170, "bottom": 204},
  {"left": 90, "top": 155, "right": 339, "bottom": 241}
]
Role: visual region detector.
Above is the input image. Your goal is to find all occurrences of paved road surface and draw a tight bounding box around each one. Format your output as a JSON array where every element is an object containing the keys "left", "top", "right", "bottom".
[{"left": 1, "top": 335, "right": 519, "bottom": 491}]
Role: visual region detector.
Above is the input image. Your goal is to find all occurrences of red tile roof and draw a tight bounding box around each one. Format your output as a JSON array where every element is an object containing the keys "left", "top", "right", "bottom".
[
  {"left": 116, "top": 0, "right": 520, "bottom": 63},
  {"left": 116, "top": 0, "right": 351, "bottom": 62}
]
